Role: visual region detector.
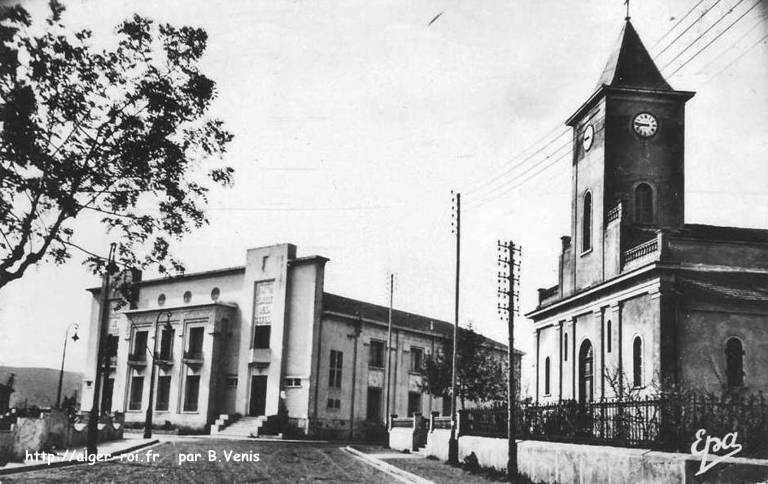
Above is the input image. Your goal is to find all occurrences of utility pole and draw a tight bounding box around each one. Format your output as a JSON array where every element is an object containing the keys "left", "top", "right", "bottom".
[
  {"left": 498, "top": 240, "right": 521, "bottom": 480},
  {"left": 385, "top": 273, "right": 396, "bottom": 426},
  {"left": 87, "top": 243, "right": 116, "bottom": 456},
  {"left": 56, "top": 323, "right": 79, "bottom": 408},
  {"left": 448, "top": 191, "right": 461, "bottom": 464}
]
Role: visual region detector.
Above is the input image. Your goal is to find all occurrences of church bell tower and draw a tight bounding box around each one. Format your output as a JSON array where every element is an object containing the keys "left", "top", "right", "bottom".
[{"left": 562, "top": 19, "right": 695, "bottom": 292}]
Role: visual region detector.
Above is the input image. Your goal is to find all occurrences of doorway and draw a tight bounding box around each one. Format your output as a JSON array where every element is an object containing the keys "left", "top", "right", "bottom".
[
  {"left": 578, "top": 340, "right": 593, "bottom": 403},
  {"left": 249, "top": 375, "right": 267, "bottom": 416}
]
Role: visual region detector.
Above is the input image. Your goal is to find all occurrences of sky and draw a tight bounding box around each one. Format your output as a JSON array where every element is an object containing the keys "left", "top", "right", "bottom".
[{"left": 0, "top": 0, "right": 766, "bottom": 396}]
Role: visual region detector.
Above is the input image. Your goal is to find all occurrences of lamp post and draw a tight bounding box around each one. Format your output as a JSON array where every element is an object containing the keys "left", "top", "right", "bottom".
[
  {"left": 56, "top": 323, "right": 80, "bottom": 408},
  {"left": 144, "top": 310, "right": 173, "bottom": 439}
]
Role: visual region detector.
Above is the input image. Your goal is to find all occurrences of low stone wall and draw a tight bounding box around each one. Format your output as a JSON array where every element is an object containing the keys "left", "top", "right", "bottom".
[
  {"left": 425, "top": 429, "right": 451, "bottom": 461},
  {"left": 1, "top": 411, "right": 124, "bottom": 463},
  {"left": 423, "top": 431, "right": 768, "bottom": 484},
  {"left": 389, "top": 426, "right": 414, "bottom": 452}
]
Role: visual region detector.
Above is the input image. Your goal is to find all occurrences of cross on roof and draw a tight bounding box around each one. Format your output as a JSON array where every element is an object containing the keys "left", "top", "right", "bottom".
[{"left": 624, "top": 0, "right": 631, "bottom": 21}]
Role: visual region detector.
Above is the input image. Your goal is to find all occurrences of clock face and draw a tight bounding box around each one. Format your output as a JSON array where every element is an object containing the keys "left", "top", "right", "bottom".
[
  {"left": 633, "top": 113, "right": 658, "bottom": 138},
  {"left": 582, "top": 125, "right": 594, "bottom": 151}
]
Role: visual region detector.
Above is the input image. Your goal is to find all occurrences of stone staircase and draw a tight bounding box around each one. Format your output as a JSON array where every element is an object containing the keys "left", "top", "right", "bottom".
[{"left": 211, "top": 415, "right": 267, "bottom": 438}]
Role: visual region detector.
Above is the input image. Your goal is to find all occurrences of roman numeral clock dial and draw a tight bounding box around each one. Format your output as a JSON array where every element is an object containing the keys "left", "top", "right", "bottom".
[{"left": 632, "top": 112, "right": 658, "bottom": 138}]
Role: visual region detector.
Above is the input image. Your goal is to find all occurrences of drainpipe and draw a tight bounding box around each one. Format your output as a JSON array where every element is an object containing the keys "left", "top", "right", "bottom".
[{"left": 348, "top": 315, "right": 362, "bottom": 440}]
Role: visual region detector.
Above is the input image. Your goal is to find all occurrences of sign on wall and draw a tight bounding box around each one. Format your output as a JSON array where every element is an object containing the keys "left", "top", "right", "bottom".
[{"left": 253, "top": 280, "right": 274, "bottom": 326}]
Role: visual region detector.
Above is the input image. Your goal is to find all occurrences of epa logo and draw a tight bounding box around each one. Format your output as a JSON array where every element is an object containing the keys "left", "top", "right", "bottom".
[{"left": 690, "top": 428, "right": 742, "bottom": 476}]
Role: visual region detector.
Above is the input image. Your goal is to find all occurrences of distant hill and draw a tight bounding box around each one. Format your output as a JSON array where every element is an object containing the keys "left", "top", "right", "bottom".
[{"left": 0, "top": 366, "right": 82, "bottom": 409}]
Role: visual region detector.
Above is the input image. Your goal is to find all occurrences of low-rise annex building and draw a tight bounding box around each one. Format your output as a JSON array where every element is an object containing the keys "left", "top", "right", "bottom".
[{"left": 81, "top": 243, "right": 520, "bottom": 438}]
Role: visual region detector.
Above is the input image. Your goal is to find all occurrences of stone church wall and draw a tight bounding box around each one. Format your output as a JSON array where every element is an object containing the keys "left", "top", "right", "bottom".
[{"left": 678, "top": 301, "right": 768, "bottom": 394}]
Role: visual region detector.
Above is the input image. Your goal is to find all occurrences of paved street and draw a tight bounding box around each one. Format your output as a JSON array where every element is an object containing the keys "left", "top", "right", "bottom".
[{"left": 2, "top": 438, "right": 395, "bottom": 484}]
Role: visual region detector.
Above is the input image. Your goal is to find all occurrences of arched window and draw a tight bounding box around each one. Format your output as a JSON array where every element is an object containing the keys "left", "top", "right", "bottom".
[
  {"left": 583, "top": 191, "right": 592, "bottom": 251},
  {"left": 564, "top": 333, "right": 568, "bottom": 361},
  {"left": 606, "top": 320, "right": 612, "bottom": 353},
  {"left": 633, "top": 336, "right": 643, "bottom": 387},
  {"left": 725, "top": 338, "right": 744, "bottom": 388},
  {"left": 635, "top": 183, "right": 654, "bottom": 224},
  {"left": 544, "top": 357, "right": 551, "bottom": 395},
  {"left": 579, "top": 340, "right": 594, "bottom": 403}
]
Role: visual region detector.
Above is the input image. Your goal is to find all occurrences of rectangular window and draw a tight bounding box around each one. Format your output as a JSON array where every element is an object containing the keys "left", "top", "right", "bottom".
[
  {"left": 366, "top": 387, "right": 382, "bottom": 421},
  {"left": 442, "top": 397, "right": 451, "bottom": 416},
  {"left": 327, "top": 398, "right": 341, "bottom": 409},
  {"left": 187, "top": 327, "right": 204, "bottom": 359},
  {"left": 225, "top": 376, "right": 238, "bottom": 387},
  {"left": 407, "top": 392, "right": 421, "bottom": 417},
  {"left": 410, "top": 347, "right": 424, "bottom": 373},
  {"left": 132, "top": 331, "right": 148, "bottom": 361},
  {"left": 329, "top": 350, "right": 343, "bottom": 388},
  {"left": 252, "top": 325, "right": 271, "bottom": 349},
  {"left": 184, "top": 374, "right": 200, "bottom": 412},
  {"left": 128, "top": 376, "right": 144, "bottom": 410},
  {"left": 369, "top": 340, "right": 385, "bottom": 368},
  {"left": 283, "top": 378, "right": 301, "bottom": 388},
  {"left": 159, "top": 328, "right": 174, "bottom": 360},
  {"left": 156, "top": 376, "right": 171, "bottom": 411}
]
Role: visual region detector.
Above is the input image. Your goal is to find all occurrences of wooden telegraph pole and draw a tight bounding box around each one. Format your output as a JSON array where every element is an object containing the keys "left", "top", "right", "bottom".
[
  {"left": 448, "top": 191, "right": 461, "bottom": 464},
  {"left": 498, "top": 240, "right": 521, "bottom": 480},
  {"left": 87, "top": 243, "right": 116, "bottom": 456}
]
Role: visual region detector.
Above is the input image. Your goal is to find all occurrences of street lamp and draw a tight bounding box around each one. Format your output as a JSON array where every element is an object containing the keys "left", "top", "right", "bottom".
[
  {"left": 144, "top": 310, "right": 173, "bottom": 439},
  {"left": 56, "top": 323, "right": 80, "bottom": 409}
]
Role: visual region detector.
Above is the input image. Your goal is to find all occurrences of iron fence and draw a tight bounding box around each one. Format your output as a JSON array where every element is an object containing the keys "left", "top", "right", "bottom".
[
  {"left": 432, "top": 416, "right": 452, "bottom": 430},
  {"left": 458, "top": 394, "right": 768, "bottom": 456}
]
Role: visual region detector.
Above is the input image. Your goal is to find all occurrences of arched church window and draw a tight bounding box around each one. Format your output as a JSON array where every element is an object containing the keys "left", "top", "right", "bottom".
[
  {"left": 633, "top": 336, "right": 643, "bottom": 387},
  {"left": 583, "top": 191, "right": 592, "bottom": 252},
  {"left": 579, "top": 340, "right": 593, "bottom": 403},
  {"left": 544, "top": 357, "right": 551, "bottom": 395},
  {"left": 725, "top": 338, "right": 744, "bottom": 388},
  {"left": 635, "top": 183, "right": 654, "bottom": 224},
  {"left": 606, "top": 320, "right": 612, "bottom": 353}
]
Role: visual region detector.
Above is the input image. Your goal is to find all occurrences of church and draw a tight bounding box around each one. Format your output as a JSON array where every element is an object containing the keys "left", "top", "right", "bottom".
[{"left": 526, "top": 19, "right": 768, "bottom": 403}]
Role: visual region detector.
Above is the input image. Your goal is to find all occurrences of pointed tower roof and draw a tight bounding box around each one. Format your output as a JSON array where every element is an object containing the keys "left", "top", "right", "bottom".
[
  {"left": 596, "top": 20, "right": 671, "bottom": 91},
  {"left": 566, "top": 20, "right": 693, "bottom": 126}
]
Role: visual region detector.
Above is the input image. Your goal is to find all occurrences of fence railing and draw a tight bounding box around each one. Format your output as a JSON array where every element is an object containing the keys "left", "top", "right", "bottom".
[
  {"left": 459, "top": 395, "right": 768, "bottom": 456},
  {"left": 390, "top": 417, "right": 414, "bottom": 428},
  {"left": 432, "top": 416, "right": 452, "bottom": 430}
]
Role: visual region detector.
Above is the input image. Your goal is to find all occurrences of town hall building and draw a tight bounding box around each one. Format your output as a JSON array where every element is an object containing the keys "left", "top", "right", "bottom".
[
  {"left": 81, "top": 243, "right": 518, "bottom": 439},
  {"left": 527, "top": 20, "right": 768, "bottom": 403}
]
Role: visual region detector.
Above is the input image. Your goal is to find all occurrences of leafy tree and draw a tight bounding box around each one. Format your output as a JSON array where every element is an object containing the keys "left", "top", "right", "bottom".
[
  {"left": 0, "top": 1, "right": 233, "bottom": 289},
  {"left": 420, "top": 326, "right": 508, "bottom": 409}
]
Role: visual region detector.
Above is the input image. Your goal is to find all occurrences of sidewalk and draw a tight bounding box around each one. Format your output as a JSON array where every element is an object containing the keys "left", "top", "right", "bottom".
[
  {"left": 350, "top": 445, "right": 509, "bottom": 484},
  {"left": 0, "top": 434, "right": 159, "bottom": 476}
]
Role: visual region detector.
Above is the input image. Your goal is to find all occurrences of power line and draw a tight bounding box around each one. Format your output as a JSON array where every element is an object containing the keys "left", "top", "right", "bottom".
[
  {"left": 460, "top": 0, "right": 721, "bottom": 202},
  {"left": 694, "top": 13, "right": 766, "bottom": 75},
  {"left": 463, "top": 128, "right": 569, "bottom": 197},
  {"left": 655, "top": 0, "right": 725, "bottom": 58},
  {"left": 667, "top": 0, "right": 763, "bottom": 77},
  {"left": 465, "top": 133, "right": 571, "bottom": 201},
  {"left": 705, "top": 31, "right": 768, "bottom": 83},
  {"left": 461, "top": 125, "right": 566, "bottom": 196},
  {"left": 651, "top": 0, "right": 709, "bottom": 49}
]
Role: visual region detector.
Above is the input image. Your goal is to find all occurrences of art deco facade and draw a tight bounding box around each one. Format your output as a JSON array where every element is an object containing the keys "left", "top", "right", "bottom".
[{"left": 81, "top": 243, "right": 518, "bottom": 438}]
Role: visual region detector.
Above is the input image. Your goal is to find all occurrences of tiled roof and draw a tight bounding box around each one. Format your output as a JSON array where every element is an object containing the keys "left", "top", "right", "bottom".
[
  {"left": 322, "top": 292, "right": 522, "bottom": 354},
  {"left": 677, "top": 271, "right": 768, "bottom": 302},
  {"left": 674, "top": 224, "right": 768, "bottom": 244}
]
